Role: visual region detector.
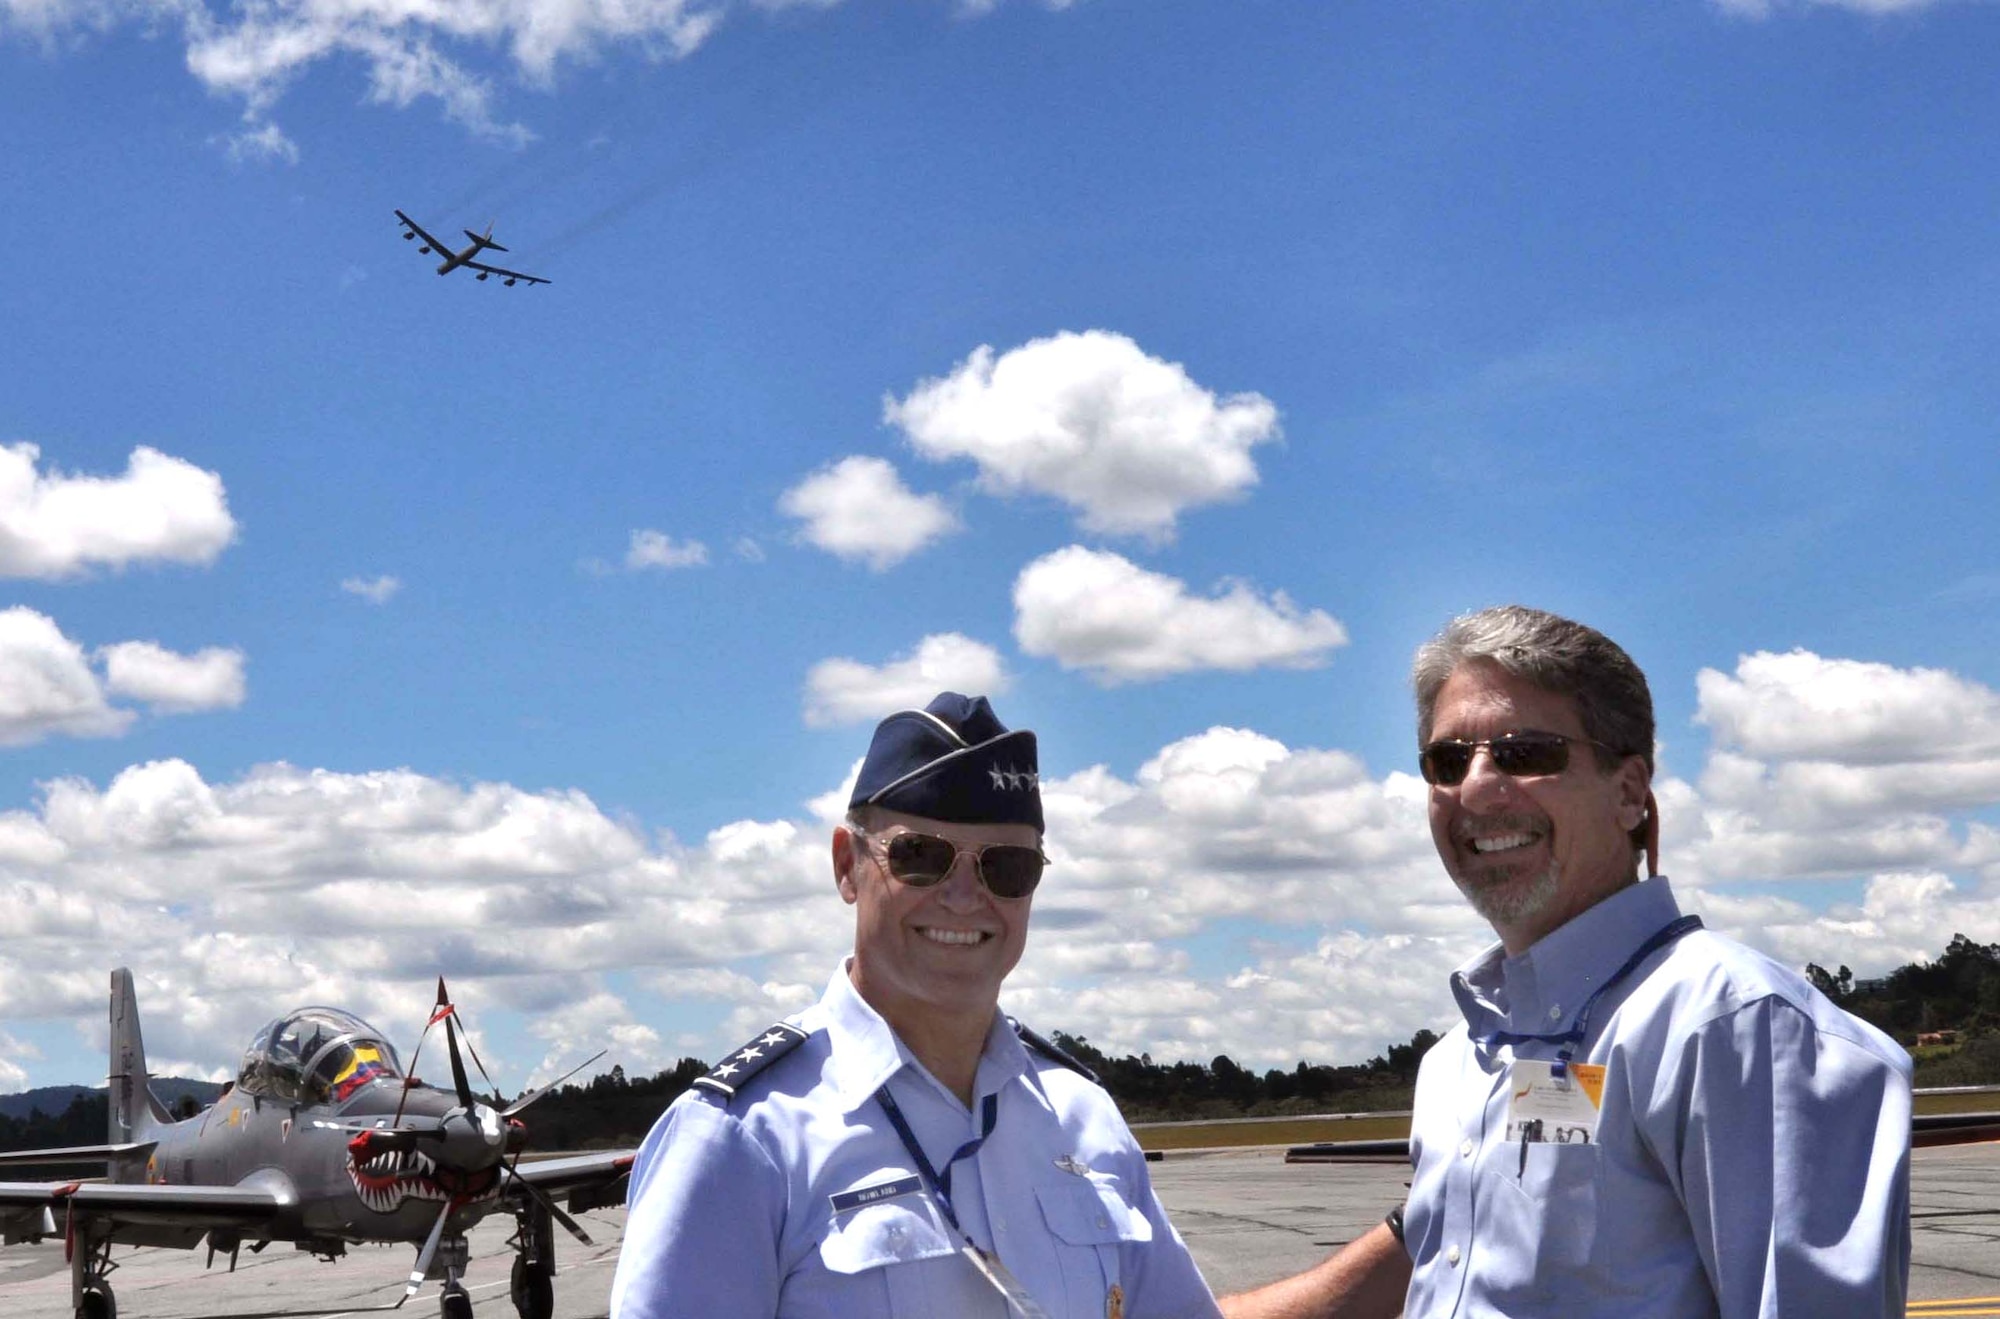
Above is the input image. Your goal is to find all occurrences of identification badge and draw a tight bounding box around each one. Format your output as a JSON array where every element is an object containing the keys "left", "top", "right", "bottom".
[
  {"left": 962, "top": 1242, "right": 1052, "bottom": 1319},
  {"left": 1504, "top": 1059, "right": 1605, "bottom": 1145},
  {"left": 828, "top": 1175, "right": 924, "bottom": 1215},
  {"left": 1107, "top": 1282, "right": 1125, "bottom": 1319}
]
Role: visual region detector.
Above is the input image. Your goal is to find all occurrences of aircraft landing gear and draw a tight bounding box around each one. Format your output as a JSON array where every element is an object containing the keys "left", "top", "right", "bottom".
[
  {"left": 439, "top": 1281, "right": 474, "bottom": 1319},
  {"left": 508, "top": 1201, "right": 555, "bottom": 1319},
  {"left": 424, "top": 1234, "right": 473, "bottom": 1319},
  {"left": 70, "top": 1219, "right": 118, "bottom": 1319}
]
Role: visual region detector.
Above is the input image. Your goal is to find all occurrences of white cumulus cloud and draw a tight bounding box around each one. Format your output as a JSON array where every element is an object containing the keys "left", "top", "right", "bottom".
[
  {"left": 341, "top": 574, "right": 402, "bottom": 604},
  {"left": 0, "top": 609, "right": 248, "bottom": 745},
  {"left": 626, "top": 529, "right": 710, "bottom": 571},
  {"left": 0, "top": 607, "right": 132, "bottom": 745},
  {"left": 1697, "top": 649, "right": 2000, "bottom": 764},
  {"left": 803, "top": 633, "right": 1009, "bottom": 727},
  {"left": 884, "top": 330, "right": 1280, "bottom": 541},
  {"left": 98, "top": 642, "right": 247, "bottom": 714},
  {"left": 1012, "top": 546, "right": 1348, "bottom": 685},
  {"left": 0, "top": 443, "right": 236, "bottom": 579},
  {"left": 778, "top": 455, "right": 958, "bottom": 570}
]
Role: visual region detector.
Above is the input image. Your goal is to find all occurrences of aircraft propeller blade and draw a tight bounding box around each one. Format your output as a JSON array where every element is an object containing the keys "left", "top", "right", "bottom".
[
  {"left": 503, "top": 1163, "right": 594, "bottom": 1246},
  {"left": 392, "top": 978, "right": 457, "bottom": 1128},
  {"left": 443, "top": 1003, "right": 476, "bottom": 1111},
  {"left": 503, "top": 1050, "right": 607, "bottom": 1118},
  {"left": 400, "top": 1196, "right": 458, "bottom": 1306}
]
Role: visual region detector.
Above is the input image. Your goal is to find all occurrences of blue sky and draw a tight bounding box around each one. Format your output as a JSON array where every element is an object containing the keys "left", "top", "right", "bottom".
[{"left": 1, "top": 0, "right": 1997, "bottom": 1093}]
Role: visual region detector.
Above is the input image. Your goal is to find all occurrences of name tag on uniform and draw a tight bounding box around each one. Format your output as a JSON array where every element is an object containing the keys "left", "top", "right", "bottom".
[
  {"left": 829, "top": 1175, "right": 924, "bottom": 1215},
  {"left": 1505, "top": 1059, "right": 1606, "bottom": 1145}
]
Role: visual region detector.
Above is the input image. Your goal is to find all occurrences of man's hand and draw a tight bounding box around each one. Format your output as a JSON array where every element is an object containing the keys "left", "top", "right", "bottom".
[{"left": 1216, "top": 1221, "right": 1411, "bottom": 1319}]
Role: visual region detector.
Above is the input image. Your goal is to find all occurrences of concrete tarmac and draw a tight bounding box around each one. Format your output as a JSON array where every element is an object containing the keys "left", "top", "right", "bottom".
[{"left": 0, "top": 1143, "right": 1992, "bottom": 1317}]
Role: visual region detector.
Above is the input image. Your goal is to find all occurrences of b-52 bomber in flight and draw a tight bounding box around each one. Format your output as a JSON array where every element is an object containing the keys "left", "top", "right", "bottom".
[
  {"left": 395, "top": 211, "right": 550, "bottom": 286},
  {"left": 0, "top": 970, "right": 630, "bottom": 1319}
]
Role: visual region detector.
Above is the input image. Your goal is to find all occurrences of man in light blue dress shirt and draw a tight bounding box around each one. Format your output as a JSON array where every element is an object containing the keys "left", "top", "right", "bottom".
[
  {"left": 1222, "top": 606, "right": 1911, "bottom": 1319},
  {"left": 610, "top": 692, "right": 1223, "bottom": 1319}
]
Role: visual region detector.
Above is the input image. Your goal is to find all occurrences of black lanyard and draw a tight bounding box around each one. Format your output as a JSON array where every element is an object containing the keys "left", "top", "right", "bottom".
[
  {"left": 1481, "top": 915, "right": 1703, "bottom": 1077},
  {"left": 875, "top": 1085, "right": 999, "bottom": 1237}
]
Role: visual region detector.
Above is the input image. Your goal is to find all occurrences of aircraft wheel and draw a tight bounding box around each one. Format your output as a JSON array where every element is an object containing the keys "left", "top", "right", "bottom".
[
  {"left": 510, "top": 1256, "right": 554, "bottom": 1319},
  {"left": 439, "top": 1285, "right": 474, "bottom": 1319},
  {"left": 77, "top": 1285, "right": 116, "bottom": 1319}
]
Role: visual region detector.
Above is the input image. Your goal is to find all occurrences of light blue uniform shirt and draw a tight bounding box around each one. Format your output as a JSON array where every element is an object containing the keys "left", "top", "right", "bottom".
[
  {"left": 610, "top": 966, "right": 1221, "bottom": 1319},
  {"left": 1404, "top": 876, "right": 1911, "bottom": 1318}
]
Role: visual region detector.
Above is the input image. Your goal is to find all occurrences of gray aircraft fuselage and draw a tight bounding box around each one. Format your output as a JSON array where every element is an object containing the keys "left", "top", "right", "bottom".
[{"left": 120, "top": 1080, "right": 503, "bottom": 1249}]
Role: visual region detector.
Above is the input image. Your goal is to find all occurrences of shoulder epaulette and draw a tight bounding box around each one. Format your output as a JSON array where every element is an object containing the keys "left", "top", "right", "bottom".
[
  {"left": 692, "top": 1022, "right": 812, "bottom": 1100},
  {"left": 1010, "top": 1019, "right": 1098, "bottom": 1083}
]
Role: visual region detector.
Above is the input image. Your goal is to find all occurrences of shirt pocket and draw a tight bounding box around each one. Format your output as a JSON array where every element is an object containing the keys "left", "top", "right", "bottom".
[
  {"left": 815, "top": 1199, "right": 982, "bottom": 1317},
  {"left": 1488, "top": 1140, "right": 1601, "bottom": 1274},
  {"left": 1035, "top": 1177, "right": 1152, "bottom": 1310}
]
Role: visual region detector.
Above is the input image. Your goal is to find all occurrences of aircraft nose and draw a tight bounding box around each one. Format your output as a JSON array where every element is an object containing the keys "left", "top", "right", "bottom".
[{"left": 434, "top": 1103, "right": 506, "bottom": 1171}]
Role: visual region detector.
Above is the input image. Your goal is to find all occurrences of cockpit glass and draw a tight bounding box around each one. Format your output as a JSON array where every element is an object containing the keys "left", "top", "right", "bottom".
[{"left": 237, "top": 1008, "right": 403, "bottom": 1103}]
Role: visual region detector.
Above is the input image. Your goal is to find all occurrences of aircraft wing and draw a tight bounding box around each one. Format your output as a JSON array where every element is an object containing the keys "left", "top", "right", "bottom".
[
  {"left": 0, "top": 1140, "right": 154, "bottom": 1169},
  {"left": 462, "top": 259, "right": 551, "bottom": 287},
  {"left": 0, "top": 1177, "right": 296, "bottom": 1247},
  {"left": 394, "top": 209, "right": 452, "bottom": 254},
  {"left": 506, "top": 1149, "right": 634, "bottom": 1214}
]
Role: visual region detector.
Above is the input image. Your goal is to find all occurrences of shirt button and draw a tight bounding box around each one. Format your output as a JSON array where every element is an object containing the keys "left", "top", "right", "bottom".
[
  {"left": 1548, "top": 1005, "right": 1563, "bottom": 1021},
  {"left": 1447, "top": 1244, "right": 1462, "bottom": 1267},
  {"left": 1096, "top": 1215, "right": 1110, "bottom": 1229},
  {"left": 995, "top": 1220, "right": 1007, "bottom": 1234},
  {"left": 1459, "top": 1139, "right": 1474, "bottom": 1159}
]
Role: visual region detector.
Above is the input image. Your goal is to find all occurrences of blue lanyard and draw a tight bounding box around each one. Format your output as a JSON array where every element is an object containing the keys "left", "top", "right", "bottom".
[
  {"left": 1481, "top": 915, "right": 1703, "bottom": 1077},
  {"left": 875, "top": 1085, "right": 999, "bottom": 1236}
]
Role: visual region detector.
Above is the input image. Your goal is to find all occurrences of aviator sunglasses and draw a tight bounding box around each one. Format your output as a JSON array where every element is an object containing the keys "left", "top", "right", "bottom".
[
  {"left": 1418, "top": 730, "right": 1620, "bottom": 787},
  {"left": 849, "top": 827, "right": 1048, "bottom": 900}
]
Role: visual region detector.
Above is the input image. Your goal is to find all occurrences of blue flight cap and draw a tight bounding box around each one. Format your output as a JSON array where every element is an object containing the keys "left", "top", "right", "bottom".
[{"left": 849, "top": 693, "right": 1042, "bottom": 831}]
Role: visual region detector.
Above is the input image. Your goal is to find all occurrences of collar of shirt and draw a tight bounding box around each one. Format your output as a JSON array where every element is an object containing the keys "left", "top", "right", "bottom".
[
  {"left": 1449, "top": 875, "right": 1686, "bottom": 1046},
  {"left": 817, "top": 962, "right": 1033, "bottom": 1115}
]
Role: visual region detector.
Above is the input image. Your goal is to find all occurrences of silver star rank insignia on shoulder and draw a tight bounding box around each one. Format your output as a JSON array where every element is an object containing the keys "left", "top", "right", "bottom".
[{"left": 693, "top": 1021, "right": 811, "bottom": 1100}]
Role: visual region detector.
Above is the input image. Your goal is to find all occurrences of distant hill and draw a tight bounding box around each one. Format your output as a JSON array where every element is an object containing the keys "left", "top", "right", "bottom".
[{"left": 0, "top": 1078, "right": 226, "bottom": 1123}]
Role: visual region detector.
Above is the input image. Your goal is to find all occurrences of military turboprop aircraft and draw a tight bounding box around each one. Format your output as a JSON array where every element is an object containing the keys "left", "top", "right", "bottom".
[
  {"left": 394, "top": 211, "right": 550, "bottom": 286},
  {"left": 0, "top": 970, "right": 631, "bottom": 1319}
]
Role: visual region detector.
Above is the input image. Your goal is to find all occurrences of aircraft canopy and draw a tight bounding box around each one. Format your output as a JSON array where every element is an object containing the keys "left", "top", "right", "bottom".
[{"left": 239, "top": 1008, "right": 405, "bottom": 1104}]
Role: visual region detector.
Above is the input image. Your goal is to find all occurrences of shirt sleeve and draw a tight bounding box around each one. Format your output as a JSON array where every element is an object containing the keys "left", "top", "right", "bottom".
[
  {"left": 1115, "top": 1151, "right": 1226, "bottom": 1319},
  {"left": 610, "top": 1096, "right": 791, "bottom": 1319},
  {"left": 1651, "top": 995, "right": 1912, "bottom": 1319}
]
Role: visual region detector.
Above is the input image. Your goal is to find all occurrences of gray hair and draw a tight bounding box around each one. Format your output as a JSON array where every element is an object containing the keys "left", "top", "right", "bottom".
[{"left": 1413, "top": 605, "right": 1655, "bottom": 776}]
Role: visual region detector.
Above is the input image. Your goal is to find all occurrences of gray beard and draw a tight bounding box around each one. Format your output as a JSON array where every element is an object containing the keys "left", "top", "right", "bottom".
[{"left": 1455, "top": 858, "right": 1562, "bottom": 933}]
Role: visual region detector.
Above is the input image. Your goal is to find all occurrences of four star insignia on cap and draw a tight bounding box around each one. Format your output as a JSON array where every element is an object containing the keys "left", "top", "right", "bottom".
[{"left": 693, "top": 1021, "right": 812, "bottom": 1100}]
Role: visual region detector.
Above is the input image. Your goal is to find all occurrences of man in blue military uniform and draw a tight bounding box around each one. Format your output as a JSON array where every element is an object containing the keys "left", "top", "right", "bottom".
[
  {"left": 1221, "top": 606, "right": 1912, "bottom": 1318},
  {"left": 610, "top": 692, "right": 1223, "bottom": 1318}
]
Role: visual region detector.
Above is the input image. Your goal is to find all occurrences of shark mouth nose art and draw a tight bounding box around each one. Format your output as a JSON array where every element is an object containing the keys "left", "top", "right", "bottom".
[{"left": 347, "top": 1148, "right": 499, "bottom": 1214}]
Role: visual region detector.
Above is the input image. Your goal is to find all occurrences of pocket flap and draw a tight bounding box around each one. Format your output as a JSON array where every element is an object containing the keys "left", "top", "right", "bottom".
[
  {"left": 1034, "top": 1179, "right": 1151, "bottom": 1247},
  {"left": 818, "top": 1199, "right": 959, "bottom": 1275}
]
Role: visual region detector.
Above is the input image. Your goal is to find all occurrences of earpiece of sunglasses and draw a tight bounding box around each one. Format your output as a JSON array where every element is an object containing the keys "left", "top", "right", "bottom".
[
  {"left": 1418, "top": 730, "right": 1620, "bottom": 787},
  {"left": 850, "top": 827, "right": 1047, "bottom": 899}
]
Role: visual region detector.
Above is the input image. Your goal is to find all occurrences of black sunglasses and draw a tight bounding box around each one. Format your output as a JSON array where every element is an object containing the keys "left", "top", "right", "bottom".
[
  {"left": 1418, "top": 730, "right": 1619, "bottom": 787},
  {"left": 851, "top": 828, "right": 1047, "bottom": 900}
]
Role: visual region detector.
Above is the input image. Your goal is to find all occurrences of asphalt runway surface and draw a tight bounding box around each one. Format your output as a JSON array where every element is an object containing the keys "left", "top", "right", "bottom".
[{"left": 1, "top": 1144, "right": 1994, "bottom": 1317}]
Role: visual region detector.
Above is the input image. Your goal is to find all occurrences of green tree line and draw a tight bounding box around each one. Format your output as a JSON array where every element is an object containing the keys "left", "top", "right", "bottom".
[{"left": 7, "top": 932, "right": 1999, "bottom": 1154}]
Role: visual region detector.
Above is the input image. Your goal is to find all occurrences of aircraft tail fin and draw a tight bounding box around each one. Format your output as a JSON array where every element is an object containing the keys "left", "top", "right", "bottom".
[
  {"left": 108, "top": 967, "right": 171, "bottom": 1144},
  {"left": 465, "top": 227, "right": 509, "bottom": 253}
]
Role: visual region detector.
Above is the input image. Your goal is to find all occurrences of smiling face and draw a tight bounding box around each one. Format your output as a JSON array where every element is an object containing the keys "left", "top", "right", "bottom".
[
  {"left": 835, "top": 808, "right": 1036, "bottom": 1032},
  {"left": 1426, "top": 659, "right": 1651, "bottom": 953}
]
